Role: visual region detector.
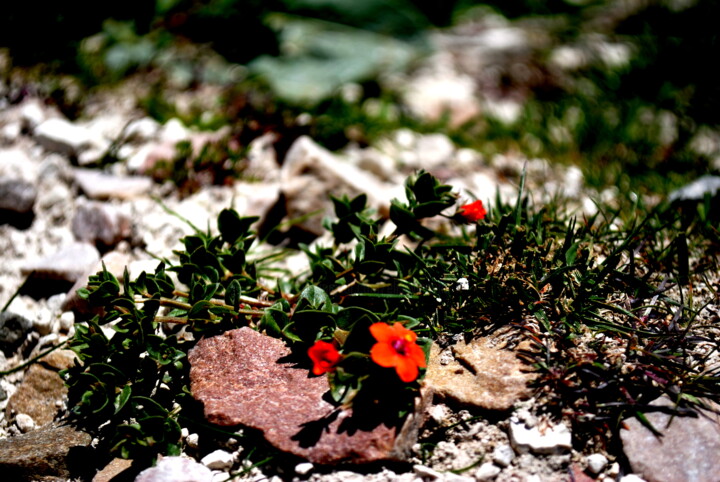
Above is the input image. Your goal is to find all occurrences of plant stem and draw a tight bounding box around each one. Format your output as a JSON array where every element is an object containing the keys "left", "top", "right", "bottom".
[{"left": 0, "top": 341, "right": 68, "bottom": 376}]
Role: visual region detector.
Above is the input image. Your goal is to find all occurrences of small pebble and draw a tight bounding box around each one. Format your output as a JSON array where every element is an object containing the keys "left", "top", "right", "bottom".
[
  {"left": 492, "top": 444, "right": 515, "bottom": 467},
  {"left": 586, "top": 453, "right": 608, "bottom": 474},
  {"left": 59, "top": 312, "right": 75, "bottom": 332},
  {"left": 606, "top": 462, "right": 620, "bottom": 477},
  {"left": 428, "top": 404, "right": 451, "bottom": 425},
  {"left": 200, "top": 449, "right": 234, "bottom": 470},
  {"left": 413, "top": 464, "right": 442, "bottom": 480},
  {"left": 619, "top": 475, "right": 646, "bottom": 482},
  {"left": 475, "top": 462, "right": 501, "bottom": 481},
  {"left": 15, "top": 413, "right": 36, "bottom": 433},
  {"left": 185, "top": 433, "right": 200, "bottom": 449},
  {"left": 295, "top": 462, "right": 314, "bottom": 475}
]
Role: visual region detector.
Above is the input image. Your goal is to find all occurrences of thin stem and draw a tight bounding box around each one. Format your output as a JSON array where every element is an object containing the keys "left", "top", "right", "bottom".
[{"left": 0, "top": 341, "right": 68, "bottom": 376}]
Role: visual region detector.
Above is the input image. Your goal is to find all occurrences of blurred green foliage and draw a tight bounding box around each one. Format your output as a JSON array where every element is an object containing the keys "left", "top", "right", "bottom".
[{"left": 2, "top": 0, "right": 718, "bottom": 196}]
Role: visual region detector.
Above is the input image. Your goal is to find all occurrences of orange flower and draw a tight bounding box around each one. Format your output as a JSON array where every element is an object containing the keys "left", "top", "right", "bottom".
[
  {"left": 458, "top": 200, "right": 486, "bottom": 222},
  {"left": 308, "top": 340, "right": 342, "bottom": 375},
  {"left": 369, "top": 322, "right": 426, "bottom": 382}
]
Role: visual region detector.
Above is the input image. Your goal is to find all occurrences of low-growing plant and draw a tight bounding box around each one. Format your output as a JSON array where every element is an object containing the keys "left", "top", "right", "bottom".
[{"left": 61, "top": 170, "right": 720, "bottom": 471}]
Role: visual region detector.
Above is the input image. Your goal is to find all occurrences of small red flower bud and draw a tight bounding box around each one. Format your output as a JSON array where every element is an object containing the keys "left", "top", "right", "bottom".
[
  {"left": 458, "top": 200, "right": 487, "bottom": 223},
  {"left": 307, "top": 340, "right": 342, "bottom": 375}
]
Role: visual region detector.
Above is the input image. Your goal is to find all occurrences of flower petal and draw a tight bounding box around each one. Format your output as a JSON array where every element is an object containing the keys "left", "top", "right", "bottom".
[
  {"left": 394, "top": 356, "right": 419, "bottom": 382},
  {"left": 369, "top": 322, "right": 395, "bottom": 343},
  {"left": 370, "top": 342, "right": 400, "bottom": 368},
  {"left": 407, "top": 343, "right": 427, "bottom": 368}
]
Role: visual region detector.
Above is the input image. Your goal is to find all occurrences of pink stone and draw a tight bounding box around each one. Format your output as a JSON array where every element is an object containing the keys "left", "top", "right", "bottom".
[{"left": 189, "top": 327, "right": 426, "bottom": 464}]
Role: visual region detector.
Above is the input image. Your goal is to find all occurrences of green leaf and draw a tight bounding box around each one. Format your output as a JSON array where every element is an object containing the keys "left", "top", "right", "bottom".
[
  {"left": 297, "top": 285, "right": 332, "bottom": 311},
  {"left": 218, "top": 209, "right": 258, "bottom": 245},
  {"left": 188, "top": 300, "right": 213, "bottom": 319},
  {"left": 225, "top": 279, "right": 241, "bottom": 311},
  {"left": 258, "top": 307, "right": 290, "bottom": 339},
  {"left": 114, "top": 385, "right": 132, "bottom": 414}
]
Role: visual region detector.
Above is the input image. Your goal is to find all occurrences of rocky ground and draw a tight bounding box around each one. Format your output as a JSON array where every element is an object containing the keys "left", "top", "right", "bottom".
[{"left": 1, "top": 11, "right": 720, "bottom": 482}]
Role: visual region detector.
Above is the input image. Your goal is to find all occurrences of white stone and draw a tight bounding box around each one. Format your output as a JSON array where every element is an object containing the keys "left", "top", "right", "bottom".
[
  {"left": 0, "top": 147, "right": 38, "bottom": 181},
  {"left": 35, "top": 118, "right": 94, "bottom": 156},
  {"left": 619, "top": 475, "right": 646, "bottom": 482},
  {"left": 668, "top": 175, "right": 720, "bottom": 203},
  {"left": 185, "top": 432, "right": 200, "bottom": 449},
  {"left": 20, "top": 99, "right": 48, "bottom": 130},
  {"left": 491, "top": 444, "right": 515, "bottom": 467},
  {"left": 415, "top": 134, "right": 455, "bottom": 169},
  {"left": 475, "top": 462, "right": 502, "bottom": 481},
  {"left": 126, "top": 117, "right": 161, "bottom": 142},
  {"left": 281, "top": 136, "right": 394, "bottom": 235},
  {"left": 59, "top": 311, "right": 75, "bottom": 333},
  {"left": 161, "top": 118, "right": 191, "bottom": 143},
  {"left": 455, "top": 278, "right": 469, "bottom": 291},
  {"left": 15, "top": 413, "right": 36, "bottom": 433},
  {"left": 1, "top": 122, "right": 20, "bottom": 141},
  {"left": 413, "top": 464, "right": 442, "bottom": 479},
  {"left": 135, "top": 456, "right": 214, "bottom": 482},
  {"left": 33, "top": 311, "right": 57, "bottom": 336},
  {"left": 428, "top": 404, "right": 451, "bottom": 425},
  {"left": 509, "top": 420, "right": 572, "bottom": 454},
  {"left": 403, "top": 71, "right": 480, "bottom": 127},
  {"left": 586, "top": 453, "right": 608, "bottom": 474},
  {"left": 444, "top": 472, "right": 475, "bottom": 482},
  {"left": 483, "top": 99, "right": 522, "bottom": 125},
  {"left": 200, "top": 449, "right": 234, "bottom": 470},
  {"left": 245, "top": 133, "right": 280, "bottom": 182},
  {"left": 294, "top": 462, "right": 314, "bottom": 475},
  {"left": 550, "top": 46, "right": 587, "bottom": 70}
]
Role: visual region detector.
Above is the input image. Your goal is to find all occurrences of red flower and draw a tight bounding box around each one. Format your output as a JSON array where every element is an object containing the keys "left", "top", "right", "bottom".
[
  {"left": 308, "top": 340, "right": 342, "bottom": 375},
  {"left": 369, "top": 322, "right": 426, "bottom": 382},
  {"left": 458, "top": 200, "right": 486, "bottom": 222}
]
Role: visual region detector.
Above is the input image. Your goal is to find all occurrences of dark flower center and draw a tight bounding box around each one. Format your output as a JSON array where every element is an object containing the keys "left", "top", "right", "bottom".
[{"left": 391, "top": 338, "right": 407, "bottom": 355}]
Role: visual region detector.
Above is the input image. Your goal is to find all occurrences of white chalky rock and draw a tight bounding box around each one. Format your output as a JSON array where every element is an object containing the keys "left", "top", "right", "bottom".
[
  {"left": 20, "top": 99, "right": 49, "bottom": 130},
  {"left": 200, "top": 449, "right": 234, "bottom": 470},
  {"left": 413, "top": 464, "right": 442, "bottom": 479},
  {"left": 15, "top": 413, "right": 36, "bottom": 433},
  {"left": 185, "top": 432, "right": 200, "bottom": 449},
  {"left": 294, "top": 462, "right": 314, "bottom": 475},
  {"left": 427, "top": 404, "right": 451, "bottom": 425},
  {"left": 509, "top": 420, "right": 572, "bottom": 454},
  {"left": 135, "top": 456, "right": 213, "bottom": 482},
  {"left": 35, "top": 118, "right": 94, "bottom": 156},
  {"left": 475, "top": 462, "right": 502, "bottom": 481},
  {"left": 491, "top": 444, "right": 515, "bottom": 467},
  {"left": 586, "top": 453, "right": 608, "bottom": 474},
  {"left": 619, "top": 475, "right": 646, "bottom": 482}
]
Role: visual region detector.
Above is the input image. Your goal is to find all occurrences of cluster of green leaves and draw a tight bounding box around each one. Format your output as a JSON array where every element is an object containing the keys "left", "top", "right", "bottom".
[{"left": 61, "top": 209, "right": 264, "bottom": 461}]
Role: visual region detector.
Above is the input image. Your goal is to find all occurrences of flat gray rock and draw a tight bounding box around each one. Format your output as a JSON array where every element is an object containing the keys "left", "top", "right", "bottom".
[
  {"left": 35, "top": 118, "right": 93, "bottom": 156},
  {"left": 74, "top": 168, "right": 153, "bottom": 200},
  {"left": 0, "top": 177, "right": 37, "bottom": 214},
  {"left": 621, "top": 396, "right": 720, "bottom": 482},
  {"left": 0, "top": 424, "right": 93, "bottom": 481},
  {"left": 72, "top": 201, "right": 132, "bottom": 247},
  {"left": 0, "top": 312, "right": 33, "bottom": 356},
  {"left": 21, "top": 242, "right": 100, "bottom": 283}
]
